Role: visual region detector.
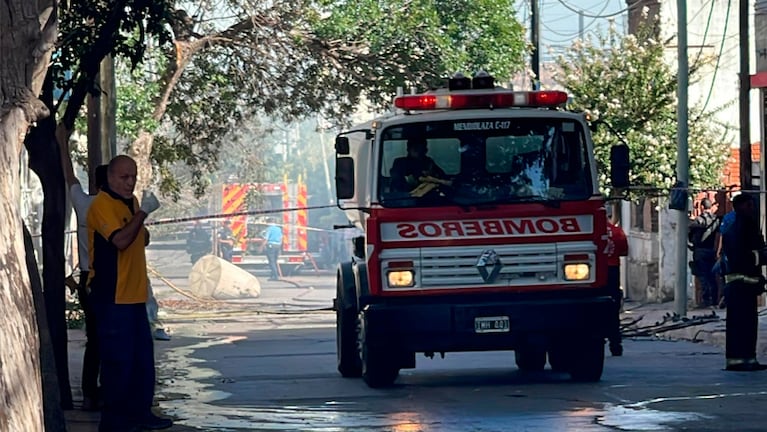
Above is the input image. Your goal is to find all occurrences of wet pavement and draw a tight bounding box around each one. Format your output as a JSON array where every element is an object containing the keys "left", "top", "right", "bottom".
[
  {"left": 144, "top": 321, "right": 766, "bottom": 432},
  {"left": 63, "top": 247, "right": 767, "bottom": 431}
]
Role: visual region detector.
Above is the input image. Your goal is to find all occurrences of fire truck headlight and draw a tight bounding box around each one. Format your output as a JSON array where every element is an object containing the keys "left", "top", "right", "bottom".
[
  {"left": 563, "top": 263, "right": 590, "bottom": 281},
  {"left": 387, "top": 270, "right": 415, "bottom": 287}
]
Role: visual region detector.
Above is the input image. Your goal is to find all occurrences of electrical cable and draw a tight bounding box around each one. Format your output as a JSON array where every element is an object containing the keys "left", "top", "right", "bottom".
[
  {"left": 691, "top": 0, "right": 716, "bottom": 67},
  {"left": 145, "top": 204, "right": 338, "bottom": 227},
  {"left": 699, "top": 0, "right": 732, "bottom": 116},
  {"left": 554, "top": 0, "right": 635, "bottom": 19},
  {"left": 540, "top": 0, "right": 610, "bottom": 40},
  {"left": 147, "top": 265, "right": 334, "bottom": 315}
]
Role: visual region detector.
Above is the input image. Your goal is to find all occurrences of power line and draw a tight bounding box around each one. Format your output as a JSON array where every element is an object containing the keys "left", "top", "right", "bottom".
[
  {"left": 554, "top": 0, "right": 634, "bottom": 18},
  {"left": 692, "top": 0, "right": 716, "bottom": 67},
  {"left": 699, "top": 0, "right": 732, "bottom": 115},
  {"left": 539, "top": 0, "right": 612, "bottom": 41}
]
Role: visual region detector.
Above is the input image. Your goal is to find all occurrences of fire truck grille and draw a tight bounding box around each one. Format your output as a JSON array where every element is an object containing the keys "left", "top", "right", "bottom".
[{"left": 380, "top": 242, "right": 596, "bottom": 289}]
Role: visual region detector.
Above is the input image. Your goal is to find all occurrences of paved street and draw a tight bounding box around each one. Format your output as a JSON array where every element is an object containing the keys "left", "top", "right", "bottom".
[
  {"left": 65, "top": 246, "right": 767, "bottom": 431},
  {"left": 155, "top": 315, "right": 767, "bottom": 432}
]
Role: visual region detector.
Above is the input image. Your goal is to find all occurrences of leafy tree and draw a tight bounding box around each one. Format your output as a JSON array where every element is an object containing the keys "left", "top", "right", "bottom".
[
  {"left": 551, "top": 23, "right": 731, "bottom": 193},
  {"left": 112, "top": 0, "right": 529, "bottom": 196}
]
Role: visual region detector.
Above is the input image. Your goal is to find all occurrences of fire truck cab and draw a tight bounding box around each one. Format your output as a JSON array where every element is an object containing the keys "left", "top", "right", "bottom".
[{"left": 333, "top": 73, "right": 630, "bottom": 388}]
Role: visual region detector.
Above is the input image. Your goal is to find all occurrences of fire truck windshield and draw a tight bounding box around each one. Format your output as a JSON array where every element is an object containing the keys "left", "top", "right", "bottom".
[{"left": 378, "top": 118, "right": 593, "bottom": 207}]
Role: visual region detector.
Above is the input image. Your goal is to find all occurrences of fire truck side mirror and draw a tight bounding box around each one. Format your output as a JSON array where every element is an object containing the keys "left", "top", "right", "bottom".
[
  {"left": 335, "top": 136, "right": 350, "bottom": 155},
  {"left": 610, "top": 145, "right": 630, "bottom": 189},
  {"left": 336, "top": 156, "right": 355, "bottom": 200}
]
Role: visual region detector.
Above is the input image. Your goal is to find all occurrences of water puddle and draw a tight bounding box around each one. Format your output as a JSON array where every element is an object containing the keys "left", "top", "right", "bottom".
[
  {"left": 596, "top": 391, "right": 767, "bottom": 431},
  {"left": 596, "top": 404, "right": 708, "bottom": 431}
]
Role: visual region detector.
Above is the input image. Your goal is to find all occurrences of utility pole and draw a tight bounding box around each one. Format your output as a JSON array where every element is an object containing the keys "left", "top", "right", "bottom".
[
  {"left": 531, "top": 0, "right": 540, "bottom": 90},
  {"left": 86, "top": 55, "right": 117, "bottom": 194},
  {"left": 741, "top": 0, "right": 753, "bottom": 193},
  {"left": 317, "top": 117, "right": 334, "bottom": 204},
  {"left": 674, "top": 0, "right": 689, "bottom": 316},
  {"left": 579, "top": 10, "right": 584, "bottom": 40},
  {"left": 100, "top": 55, "right": 117, "bottom": 164}
]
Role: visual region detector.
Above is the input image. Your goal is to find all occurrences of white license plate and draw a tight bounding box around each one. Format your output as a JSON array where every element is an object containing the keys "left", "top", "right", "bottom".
[{"left": 474, "top": 316, "right": 510, "bottom": 333}]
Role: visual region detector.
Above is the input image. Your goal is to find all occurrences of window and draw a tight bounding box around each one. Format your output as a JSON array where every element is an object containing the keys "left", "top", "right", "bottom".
[{"left": 378, "top": 118, "right": 593, "bottom": 208}]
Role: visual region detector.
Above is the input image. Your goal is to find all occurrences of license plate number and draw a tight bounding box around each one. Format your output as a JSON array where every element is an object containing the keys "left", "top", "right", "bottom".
[{"left": 474, "top": 316, "right": 510, "bottom": 333}]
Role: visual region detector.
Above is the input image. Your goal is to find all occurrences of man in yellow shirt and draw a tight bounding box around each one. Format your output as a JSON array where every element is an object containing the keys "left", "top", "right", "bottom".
[{"left": 87, "top": 155, "right": 171, "bottom": 431}]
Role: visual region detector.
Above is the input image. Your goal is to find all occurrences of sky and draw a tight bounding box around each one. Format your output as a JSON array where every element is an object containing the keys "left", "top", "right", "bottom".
[{"left": 514, "top": 0, "right": 629, "bottom": 62}]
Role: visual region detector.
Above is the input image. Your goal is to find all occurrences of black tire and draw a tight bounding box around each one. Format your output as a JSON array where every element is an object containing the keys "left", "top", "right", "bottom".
[
  {"left": 359, "top": 316, "right": 399, "bottom": 388},
  {"left": 515, "top": 346, "right": 547, "bottom": 372},
  {"left": 568, "top": 338, "right": 605, "bottom": 382},
  {"left": 547, "top": 346, "right": 568, "bottom": 372},
  {"left": 336, "top": 268, "right": 362, "bottom": 378}
]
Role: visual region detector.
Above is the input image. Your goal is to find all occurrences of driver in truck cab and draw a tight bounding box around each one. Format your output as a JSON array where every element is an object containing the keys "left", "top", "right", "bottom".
[{"left": 390, "top": 138, "right": 447, "bottom": 193}]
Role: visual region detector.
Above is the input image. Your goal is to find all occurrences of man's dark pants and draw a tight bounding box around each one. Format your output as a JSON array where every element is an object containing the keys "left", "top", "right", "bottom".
[
  {"left": 266, "top": 244, "right": 280, "bottom": 279},
  {"left": 694, "top": 248, "right": 718, "bottom": 306},
  {"left": 77, "top": 274, "right": 100, "bottom": 403},
  {"left": 725, "top": 281, "right": 759, "bottom": 362},
  {"left": 93, "top": 295, "right": 155, "bottom": 430}
]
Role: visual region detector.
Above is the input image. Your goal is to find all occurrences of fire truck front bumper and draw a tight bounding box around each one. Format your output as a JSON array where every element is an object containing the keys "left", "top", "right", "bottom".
[{"left": 360, "top": 295, "right": 617, "bottom": 352}]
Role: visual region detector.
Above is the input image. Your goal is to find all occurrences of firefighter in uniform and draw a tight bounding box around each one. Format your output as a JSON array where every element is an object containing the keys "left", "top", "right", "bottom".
[{"left": 720, "top": 193, "right": 767, "bottom": 371}]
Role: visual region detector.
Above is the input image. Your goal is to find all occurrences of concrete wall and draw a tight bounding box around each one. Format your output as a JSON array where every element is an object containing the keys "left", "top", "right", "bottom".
[{"left": 625, "top": 230, "right": 659, "bottom": 302}]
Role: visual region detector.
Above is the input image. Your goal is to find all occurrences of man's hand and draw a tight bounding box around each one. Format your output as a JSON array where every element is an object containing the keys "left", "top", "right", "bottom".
[{"left": 140, "top": 190, "right": 161, "bottom": 215}]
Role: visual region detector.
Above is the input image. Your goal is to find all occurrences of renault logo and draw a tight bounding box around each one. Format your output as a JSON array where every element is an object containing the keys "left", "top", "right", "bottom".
[{"left": 476, "top": 249, "right": 502, "bottom": 283}]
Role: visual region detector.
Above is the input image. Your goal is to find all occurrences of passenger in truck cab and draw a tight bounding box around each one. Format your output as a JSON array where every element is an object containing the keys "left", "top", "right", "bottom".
[{"left": 390, "top": 138, "right": 447, "bottom": 192}]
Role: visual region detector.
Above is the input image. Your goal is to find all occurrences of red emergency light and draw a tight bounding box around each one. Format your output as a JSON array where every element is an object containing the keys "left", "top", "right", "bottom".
[{"left": 394, "top": 90, "right": 568, "bottom": 110}]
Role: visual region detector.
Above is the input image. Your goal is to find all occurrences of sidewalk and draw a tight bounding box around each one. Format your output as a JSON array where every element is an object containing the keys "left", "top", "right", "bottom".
[
  {"left": 65, "top": 329, "right": 184, "bottom": 432},
  {"left": 621, "top": 301, "right": 727, "bottom": 347},
  {"left": 64, "top": 329, "right": 99, "bottom": 431}
]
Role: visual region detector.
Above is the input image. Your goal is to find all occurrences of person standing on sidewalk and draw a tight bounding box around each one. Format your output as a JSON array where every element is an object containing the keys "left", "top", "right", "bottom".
[
  {"left": 58, "top": 126, "right": 108, "bottom": 410},
  {"left": 688, "top": 198, "right": 720, "bottom": 307},
  {"left": 605, "top": 210, "right": 628, "bottom": 356},
  {"left": 720, "top": 193, "right": 767, "bottom": 372},
  {"left": 87, "top": 155, "right": 173, "bottom": 431},
  {"left": 147, "top": 279, "right": 171, "bottom": 341}
]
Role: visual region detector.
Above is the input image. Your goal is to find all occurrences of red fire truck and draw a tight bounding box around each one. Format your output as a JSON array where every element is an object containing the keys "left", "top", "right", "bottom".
[
  {"left": 333, "top": 73, "right": 630, "bottom": 387},
  {"left": 219, "top": 181, "right": 314, "bottom": 275}
]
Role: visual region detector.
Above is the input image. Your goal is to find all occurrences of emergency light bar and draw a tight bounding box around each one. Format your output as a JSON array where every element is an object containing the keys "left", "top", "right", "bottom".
[{"left": 394, "top": 90, "right": 568, "bottom": 110}]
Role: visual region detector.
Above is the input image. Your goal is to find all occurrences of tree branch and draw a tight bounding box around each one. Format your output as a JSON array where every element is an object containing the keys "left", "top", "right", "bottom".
[{"left": 59, "top": 0, "right": 130, "bottom": 130}]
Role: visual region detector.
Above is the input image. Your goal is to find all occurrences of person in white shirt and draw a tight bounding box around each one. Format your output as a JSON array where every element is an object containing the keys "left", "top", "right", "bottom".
[{"left": 58, "top": 126, "right": 107, "bottom": 410}]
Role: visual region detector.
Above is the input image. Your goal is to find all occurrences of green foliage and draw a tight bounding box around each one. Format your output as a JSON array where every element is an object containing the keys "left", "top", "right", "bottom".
[
  {"left": 115, "top": 61, "right": 161, "bottom": 141},
  {"left": 65, "top": 294, "right": 84, "bottom": 330},
  {"left": 109, "top": 0, "right": 529, "bottom": 200},
  {"left": 312, "top": 0, "right": 528, "bottom": 104},
  {"left": 54, "top": 0, "right": 174, "bottom": 112},
  {"left": 552, "top": 23, "right": 730, "bottom": 193}
]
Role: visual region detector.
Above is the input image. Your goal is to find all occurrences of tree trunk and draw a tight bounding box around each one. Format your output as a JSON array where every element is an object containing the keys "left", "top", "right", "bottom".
[
  {"left": 26, "top": 73, "right": 73, "bottom": 410},
  {"left": 0, "top": 1, "right": 57, "bottom": 430},
  {"left": 0, "top": 111, "right": 45, "bottom": 432},
  {"left": 24, "top": 225, "right": 67, "bottom": 431},
  {"left": 129, "top": 130, "right": 155, "bottom": 193},
  {"left": 129, "top": 39, "right": 206, "bottom": 193}
]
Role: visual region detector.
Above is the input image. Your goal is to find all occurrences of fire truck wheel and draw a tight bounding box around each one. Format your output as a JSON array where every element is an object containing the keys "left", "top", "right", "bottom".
[
  {"left": 336, "top": 271, "right": 362, "bottom": 378},
  {"left": 361, "top": 341, "right": 400, "bottom": 388},
  {"left": 547, "top": 346, "right": 568, "bottom": 372},
  {"left": 514, "top": 346, "right": 546, "bottom": 372},
  {"left": 359, "top": 316, "right": 399, "bottom": 388},
  {"left": 568, "top": 338, "right": 605, "bottom": 382}
]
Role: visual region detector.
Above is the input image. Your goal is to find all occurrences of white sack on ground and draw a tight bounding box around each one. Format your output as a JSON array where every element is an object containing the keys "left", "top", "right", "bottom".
[{"left": 188, "top": 255, "right": 261, "bottom": 299}]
